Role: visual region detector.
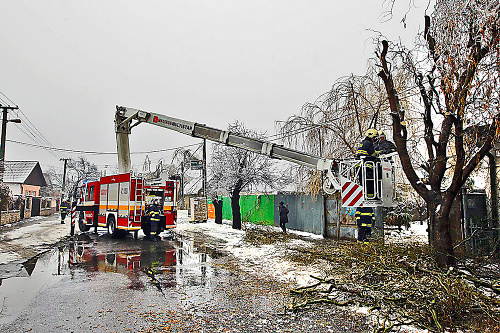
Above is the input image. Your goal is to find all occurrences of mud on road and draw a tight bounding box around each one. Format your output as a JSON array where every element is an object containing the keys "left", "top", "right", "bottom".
[{"left": 0, "top": 215, "right": 371, "bottom": 332}]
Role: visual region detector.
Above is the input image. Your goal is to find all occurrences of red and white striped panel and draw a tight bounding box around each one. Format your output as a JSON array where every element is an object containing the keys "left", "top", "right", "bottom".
[
  {"left": 341, "top": 180, "right": 364, "bottom": 207},
  {"left": 71, "top": 204, "right": 77, "bottom": 226}
]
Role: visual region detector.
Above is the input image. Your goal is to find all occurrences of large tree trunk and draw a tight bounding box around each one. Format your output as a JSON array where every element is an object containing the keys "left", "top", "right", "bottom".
[
  {"left": 428, "top": 194, "right": 455, "bottom": 267},
  {"left": 230, "top": 185, "right": 242, "bottom": 230},
  {"left": 432, "top": 213, "right": 454, "bottom": 267},
  {"left": 214, "top": 199, "right": 223, "bottom": 225}
]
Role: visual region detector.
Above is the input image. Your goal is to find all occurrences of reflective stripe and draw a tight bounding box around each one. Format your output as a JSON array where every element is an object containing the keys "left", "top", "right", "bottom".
[{"left": 360, "top": 223, "right": 372, "bottom": 227}]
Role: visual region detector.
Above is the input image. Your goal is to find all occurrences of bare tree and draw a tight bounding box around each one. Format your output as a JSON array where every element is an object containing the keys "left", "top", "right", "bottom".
[
  {"left": 377, "top": 0, "right": 500, "bottom": 266},
  {"left": 41, "top": 157, "right": 100, "bottom": 200},
  {"left": 208, "top": 122, "right": 289, "bottom": 229},
  {"left": 40, "top": 168, "right": 62, "bottom": 197},
  {"left": 277, "top": 68, "right": 413, "bottom": 193},
  {"left": 66, "top": 157, "right": 100, "bottom": 198}
]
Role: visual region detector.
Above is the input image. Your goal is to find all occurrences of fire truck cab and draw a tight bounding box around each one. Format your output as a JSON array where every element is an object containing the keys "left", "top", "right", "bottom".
[{"left": 77, "top": 172, "right": 177, "bottom": 239}]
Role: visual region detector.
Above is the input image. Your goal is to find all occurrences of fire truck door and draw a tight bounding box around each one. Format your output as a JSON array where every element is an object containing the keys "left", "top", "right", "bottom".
[
  {"left": 118, "top": 182, "right": 130, "bottom": 227},
  {"left": 107, "top": 183, "right": 119, "bottom": 220},
  {"left": 99, "top": 184, "right": 109, "bottom": 223}
]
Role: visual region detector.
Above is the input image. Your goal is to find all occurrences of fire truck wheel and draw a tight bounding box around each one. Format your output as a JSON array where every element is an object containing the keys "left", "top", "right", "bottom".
[
  {"left": 107, "top": 215, "right": 118, "bottom": 238},
  {"left": 79, "top": 212, "right": 91, "bottom": 232}
]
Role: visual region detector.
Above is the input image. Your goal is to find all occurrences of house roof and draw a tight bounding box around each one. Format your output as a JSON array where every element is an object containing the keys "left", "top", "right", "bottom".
[{"left": 3, "top": 161, "right": 47, "bottom": 186}]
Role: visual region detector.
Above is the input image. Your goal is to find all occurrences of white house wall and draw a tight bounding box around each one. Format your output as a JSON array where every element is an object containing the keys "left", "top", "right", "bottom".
[{"left": 5, "top": 182, "right": 22, "bottom": 196}]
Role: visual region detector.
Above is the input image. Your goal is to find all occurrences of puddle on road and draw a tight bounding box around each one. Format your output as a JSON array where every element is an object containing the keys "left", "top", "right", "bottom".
[{"left": 0, "top": 232, "right": 227, "bottom": 325}]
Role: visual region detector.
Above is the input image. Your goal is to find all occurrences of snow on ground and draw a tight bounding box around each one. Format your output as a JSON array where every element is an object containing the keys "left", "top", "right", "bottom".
[
  {"left": 385, "top": 221, "right": 428, "bottom": 244},
  {"left": 175, "top": 210, "right": 325, "bottom": 287},
  {"left": 0, "top": 214, "right": 69, "bottom": 264},
  {"left": 176, "top": 211, "right": 431, "bottom": 288},
  {"left": 0, "top": 210, "right": 430, "bottom": 290}
]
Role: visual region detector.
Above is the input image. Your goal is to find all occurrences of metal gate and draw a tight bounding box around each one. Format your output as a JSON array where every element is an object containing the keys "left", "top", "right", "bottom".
[
  {"left": 31, "top": 197, "right": 41, "bottom": 216},
  {"left": 462, "top": 190, "right": 498, "bottom": 257},
  {"left": 325, "top": 194, "right": 357, "bottom": 240}
]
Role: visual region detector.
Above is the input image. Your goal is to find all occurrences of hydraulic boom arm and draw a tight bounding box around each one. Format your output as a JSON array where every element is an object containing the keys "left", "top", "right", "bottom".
[{"left": 115, "top": 106, "right": 341, "bottom": 193}]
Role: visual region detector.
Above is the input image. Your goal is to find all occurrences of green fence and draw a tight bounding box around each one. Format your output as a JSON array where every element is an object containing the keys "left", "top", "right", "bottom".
[{"left": 221, "top": 194, "right": 275, "bottom": 225}]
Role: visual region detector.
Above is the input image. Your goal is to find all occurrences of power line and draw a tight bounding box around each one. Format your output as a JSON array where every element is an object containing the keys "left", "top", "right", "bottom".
[
  {"left": 0, "top": 92, "right": 66, "bottom": 160},
  {"left": 6, "top": 139, "right": 201, "bottom": 155},
  {"left": 17, "top": 109, "right": 59, "bottom": 149},
  {"left": 0, "top": 92, "right": 16, "bottom": 106},
  {"left": 14, "top": 120, "right": 63, "bottom": 159}
]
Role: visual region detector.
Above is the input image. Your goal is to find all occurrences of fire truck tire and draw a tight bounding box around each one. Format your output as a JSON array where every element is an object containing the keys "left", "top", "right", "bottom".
[
  {"left": 107, "top": 215, "right": 118, "bottom": 238},
  {"left": 79, "top": 212, "right": 91, "bottom": 232}
]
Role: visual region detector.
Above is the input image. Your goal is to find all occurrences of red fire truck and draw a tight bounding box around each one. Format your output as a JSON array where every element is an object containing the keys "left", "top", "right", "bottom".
[{"left": 76, "top": 172, "right": 177, "bottom": 239}]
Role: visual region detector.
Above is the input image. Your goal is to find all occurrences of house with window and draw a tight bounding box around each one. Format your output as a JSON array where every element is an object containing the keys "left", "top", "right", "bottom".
[{"left": 3, "top": 161, "right": 47, "bottom": 197}]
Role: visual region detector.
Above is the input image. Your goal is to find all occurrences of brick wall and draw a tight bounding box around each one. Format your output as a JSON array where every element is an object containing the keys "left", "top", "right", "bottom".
[
  {"left": 40, "top": 208, "right": 53, "bottom": 216},
  {"left": 0, "top": 210, "right": 21, "bottom": 225}
]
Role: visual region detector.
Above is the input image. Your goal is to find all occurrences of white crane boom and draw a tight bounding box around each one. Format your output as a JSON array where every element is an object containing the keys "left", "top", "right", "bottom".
[{"left": 115, "top": 106, "right": 396, "bottom": 207}]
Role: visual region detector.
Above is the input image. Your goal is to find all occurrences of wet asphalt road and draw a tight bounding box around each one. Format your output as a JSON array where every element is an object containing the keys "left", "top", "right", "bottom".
[{"left": 0, "top": 229, "right": 370, "bottom": 332}]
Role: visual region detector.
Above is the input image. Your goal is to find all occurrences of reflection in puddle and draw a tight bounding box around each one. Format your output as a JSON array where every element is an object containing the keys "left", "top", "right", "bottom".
[{"left": 0, "top": 232, "right": 226, "bottom": 325}]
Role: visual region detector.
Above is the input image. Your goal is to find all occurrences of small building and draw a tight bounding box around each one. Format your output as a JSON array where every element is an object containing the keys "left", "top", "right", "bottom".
[{"left": 3, "top": 161, "right": 47, "bottom": 196}]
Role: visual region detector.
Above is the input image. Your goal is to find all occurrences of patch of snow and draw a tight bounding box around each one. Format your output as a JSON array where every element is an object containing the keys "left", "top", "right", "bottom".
[
  {"left": 386, "top": 221, "right": 428, "bottom": 244},
  {"left": 0, "top": 252, "right": 22, "bottom": 265},
  {"left": 175, "top": 215, "right": 324, "bottom": 286},
  {"left": 0, "top": 214, "right": 69, "bottom": 264}
]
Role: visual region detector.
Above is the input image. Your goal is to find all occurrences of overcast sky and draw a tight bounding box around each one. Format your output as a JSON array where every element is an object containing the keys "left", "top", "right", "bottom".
[{"left": 0, "top": 0, "right": 431, "bottom": 175}]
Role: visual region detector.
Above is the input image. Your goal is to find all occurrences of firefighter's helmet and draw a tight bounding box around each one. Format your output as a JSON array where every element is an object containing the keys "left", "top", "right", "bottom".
[
  {"left": 365, "top": 129, "right": 378, "bottom": 139},
  {"left": 378, "top": 130, "right": 386, "bottom": 138}
]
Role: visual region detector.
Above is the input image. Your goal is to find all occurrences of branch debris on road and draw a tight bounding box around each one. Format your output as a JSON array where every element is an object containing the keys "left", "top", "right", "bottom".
[{"left": 243, "top": 227, "right": 500, "bottom": 332}]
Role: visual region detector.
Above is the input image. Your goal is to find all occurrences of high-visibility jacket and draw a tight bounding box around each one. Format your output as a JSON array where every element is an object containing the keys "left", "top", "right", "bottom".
[
  {"left": 355, "top": 207, "right": 375, "bottom": 228},
  {"left": 357, "top": 137, "right": 377, "bottom": 158},
  {"left": 60, "top": 203, "right": 69, "bottom": 213},
  {"left": 148, "top": 206, "right": 161, "bottom": 222}
]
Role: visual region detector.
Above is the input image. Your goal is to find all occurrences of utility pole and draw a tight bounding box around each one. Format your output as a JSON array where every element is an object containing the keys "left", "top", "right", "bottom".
[
  {"left": 318, "top": 128, "right": 323, "bottom": 188},
  {"left": 202, "top": 139, "right": 207, "bottom": 197},
  {"left": 180, "top": 154, "right": 185, "bottom": 209},
  {"left": 202, "top": 139, "right": 208, "bottom": 220},
  {"left": 0, "top": 105, "right": 21, "bottom": 223},
  {"left": 0, "top": 105, "right": 21, "bottom": 183},
  {"left": 60, "top": 158, "right": 70, "bottom": 203}
]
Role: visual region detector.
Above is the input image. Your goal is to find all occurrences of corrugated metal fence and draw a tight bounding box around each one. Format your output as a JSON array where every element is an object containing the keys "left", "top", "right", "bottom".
[{"left": 218, "top": 193, "right": 357, "bottom": 239}]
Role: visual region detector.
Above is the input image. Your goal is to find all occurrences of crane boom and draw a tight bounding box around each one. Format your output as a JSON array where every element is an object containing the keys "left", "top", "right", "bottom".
[
  {"left": 115, "top": 105, "right": 397, "bottom": 207},
  {"left": 115, "top": 106, "right": 339, "bottom": 192}
]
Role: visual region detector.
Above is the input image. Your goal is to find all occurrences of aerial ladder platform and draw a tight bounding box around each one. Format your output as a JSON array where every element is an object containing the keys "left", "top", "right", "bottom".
[{"left": 115, "top": 106, "right": 396, "bottom": 208}]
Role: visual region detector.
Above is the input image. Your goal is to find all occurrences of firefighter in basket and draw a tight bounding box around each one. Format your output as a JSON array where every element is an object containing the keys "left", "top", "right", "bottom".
[
  {"left": 148, "top": 199, "right": 161, "bottom": 241},
  {"left": 356, "top": 128, "right": 379, "bottom": 199},
  {"left": 375, "top": 130, "right": 397, "bottom": 155}
]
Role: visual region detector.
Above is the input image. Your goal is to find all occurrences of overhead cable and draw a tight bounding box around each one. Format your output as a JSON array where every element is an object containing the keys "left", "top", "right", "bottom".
[{"left": 6, "top": 139, "right": 200, "bottom": 155}]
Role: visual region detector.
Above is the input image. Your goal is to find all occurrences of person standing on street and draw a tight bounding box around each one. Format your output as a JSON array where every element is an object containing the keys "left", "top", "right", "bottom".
[
  {"left": 355, "top": 206, "right": 375, "bottom": 243},
  {"left": 60, "top": 200, "right": 69, "bottom": 224},
  {"left": 148, "top": 199, "right": 161, "bottom": 241},
  {"left": 278, "top": 201, "right": 289, "bottom": 233},
  {"left": 212, "top": 197, "right": 223, "bottom": 225}
]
